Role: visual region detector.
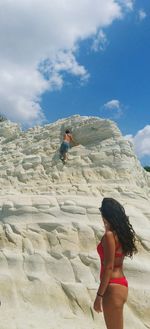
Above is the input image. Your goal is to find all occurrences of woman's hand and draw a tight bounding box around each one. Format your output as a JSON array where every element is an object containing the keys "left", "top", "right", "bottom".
[{"left": 93, "top": 295, "right": 103, "bottom": 313}]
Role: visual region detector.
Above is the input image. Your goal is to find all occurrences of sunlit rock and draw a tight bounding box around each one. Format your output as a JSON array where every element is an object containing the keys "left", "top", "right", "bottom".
[{"left": 0, "top": 116, "right": 149, "bottom": 329}]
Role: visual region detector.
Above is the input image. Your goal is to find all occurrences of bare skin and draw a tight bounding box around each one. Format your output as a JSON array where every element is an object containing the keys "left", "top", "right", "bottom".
[
  {"left": 93, "top": 218, "right": 128, "bottom": 329},
  {"left": 61, "top": 133, "right": 78, "bottom": 162},
  {"left": 60, "top": 133, "right": 73, "bottom": 162},
  {"left": 63, "top": 133, "right": 73, "bottom": 143},
  {"left": 103, "top": 284, "right": 128, "bottom": 329}
]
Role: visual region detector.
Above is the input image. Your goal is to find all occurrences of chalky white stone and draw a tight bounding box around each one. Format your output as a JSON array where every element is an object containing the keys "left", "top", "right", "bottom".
[{"left": 0, "top": 116, "right": 149, "bottom": 329}]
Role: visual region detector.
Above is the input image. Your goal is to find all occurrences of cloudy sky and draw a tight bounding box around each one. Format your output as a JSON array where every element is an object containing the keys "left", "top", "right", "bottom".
[{"left": 0, "top": 0, "right": 149, "bottom": 165}]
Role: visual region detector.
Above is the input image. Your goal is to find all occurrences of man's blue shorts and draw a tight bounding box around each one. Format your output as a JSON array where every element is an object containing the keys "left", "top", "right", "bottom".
[{"left": 60, "top": 141, "right": 70, "bottom": 155}]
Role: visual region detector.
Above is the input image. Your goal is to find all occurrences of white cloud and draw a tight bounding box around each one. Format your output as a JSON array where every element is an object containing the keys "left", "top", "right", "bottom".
[
  {"left": 125, "top": 125, "right": 150, "bottom": 158},
  {"left": 104, "top": 99, "right": 121, "bottom": 110},
  {"left": 47, "top": 51, "right": 89, "bottom": 81},
  {"left": 117, "top": 0, "right": 134, "bottom": 11},
  {"left": 92, "top": 30, "right": 108, "bottom": 52},
  {"left": 138, "top": 9, "right": 147, "bottom": 22},
  {"left": 126, "top": 0, "right": 133, "bottom": 10},
  {"left": 0, "top": 0, "right": 133, "bottom": 126},
  {"left": 124, "top": 0, "right": 133, "bottom": 10},
  {"left": 103, "top": 99, "right": 123, "bottom": 118},
  {"left": 124, "top": 134, "right": 133, "bottom": 142}
]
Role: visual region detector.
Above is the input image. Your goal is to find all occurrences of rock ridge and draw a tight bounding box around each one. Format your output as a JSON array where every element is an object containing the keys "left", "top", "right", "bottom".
[
  {"left": 0, "top": 115, "right": 149, "bottom": 196},
  {"left": 0, "top": 115, "right": 149, "bottom": 329}
]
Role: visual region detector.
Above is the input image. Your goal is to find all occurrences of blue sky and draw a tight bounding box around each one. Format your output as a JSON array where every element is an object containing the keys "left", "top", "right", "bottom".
[{"left": 0, "top": 0, "right": 149, "bottom": 165}]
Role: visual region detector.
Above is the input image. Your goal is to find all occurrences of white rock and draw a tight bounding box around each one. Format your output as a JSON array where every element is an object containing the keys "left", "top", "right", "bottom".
[{"left": 0, "top": 116, "right": 149, "bottom": 329}]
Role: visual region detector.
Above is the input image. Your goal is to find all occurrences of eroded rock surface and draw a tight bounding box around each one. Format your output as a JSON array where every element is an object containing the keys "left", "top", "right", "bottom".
[
  {"left": 0, "top": 116, "right": 149, "bottom": 195},
  {"left": 0, "top": 116, "right": 149, "bottom": 329}
]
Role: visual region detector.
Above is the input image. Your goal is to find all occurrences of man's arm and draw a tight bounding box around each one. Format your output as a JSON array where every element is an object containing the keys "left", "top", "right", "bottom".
[{"left": 70, "top": 134, "right": 80, "bottom": 146}]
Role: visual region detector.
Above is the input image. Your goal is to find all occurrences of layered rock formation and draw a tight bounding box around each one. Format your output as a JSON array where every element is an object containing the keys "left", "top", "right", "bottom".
[
  {"left": 0, "top": 115, "right": 149, "bottom": 194},
  {"left": 0, "top": 116, "right": 149, "bottom": 329}
]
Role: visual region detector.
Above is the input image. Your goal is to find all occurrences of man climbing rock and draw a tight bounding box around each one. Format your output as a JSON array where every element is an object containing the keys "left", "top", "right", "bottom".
[{"left": 59, "top": 129, "right": 76, "bottom": 163}]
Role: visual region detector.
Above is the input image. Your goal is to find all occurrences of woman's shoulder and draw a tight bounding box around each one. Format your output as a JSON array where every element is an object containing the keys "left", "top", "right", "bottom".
[
  {"left": 104, "top": 230, "right": 114, "bottom": 238},
  {"left": 104, "top": 231, "right": 116, "bottom": 245}
]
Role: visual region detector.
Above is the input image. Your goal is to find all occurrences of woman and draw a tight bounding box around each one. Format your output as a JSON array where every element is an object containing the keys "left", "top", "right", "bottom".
[{"left": 93, "top": 198, "right": 137, "bottom": 329}]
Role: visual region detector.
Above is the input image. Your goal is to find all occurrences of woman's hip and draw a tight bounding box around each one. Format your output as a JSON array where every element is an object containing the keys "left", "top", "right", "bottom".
[{"left": 104, "top": 283, "right": 128, "bottom": 306}]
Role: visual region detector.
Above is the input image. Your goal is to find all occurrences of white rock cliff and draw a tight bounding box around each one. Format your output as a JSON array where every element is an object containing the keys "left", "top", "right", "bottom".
[{"left": 0, "top": 115, "right": 149, "bottom": 329}]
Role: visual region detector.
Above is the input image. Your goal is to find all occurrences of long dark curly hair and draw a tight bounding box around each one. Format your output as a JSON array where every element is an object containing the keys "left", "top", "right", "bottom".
[{"left": 100, "top": 197, "right": 137, "bottom": 257}]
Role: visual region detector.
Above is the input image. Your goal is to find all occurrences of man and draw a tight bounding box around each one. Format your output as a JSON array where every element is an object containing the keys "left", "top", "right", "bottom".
[{"left": 59, "top": 129, "right": 74, "bottom": 163}]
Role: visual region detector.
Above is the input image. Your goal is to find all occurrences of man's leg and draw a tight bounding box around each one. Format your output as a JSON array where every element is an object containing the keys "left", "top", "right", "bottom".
[{"left": 63, "top": 152, "right": 67, "bottom": 161}]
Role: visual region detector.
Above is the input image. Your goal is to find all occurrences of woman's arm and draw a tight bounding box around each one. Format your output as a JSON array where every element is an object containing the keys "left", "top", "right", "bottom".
[
  {"left": 97, "top": 231, "right": 115, "bottom": 296},
  {"left": 94, "top": 231, "right": 115, "bottom": 313}
]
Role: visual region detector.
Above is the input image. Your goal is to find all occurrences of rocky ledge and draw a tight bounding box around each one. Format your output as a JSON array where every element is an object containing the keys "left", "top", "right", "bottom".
[
  {"left": 0, "top": 116, "right": 149, "bottom": 329},
  {"left": 0, "top": 115, "right": 149, "bottom": 195}
]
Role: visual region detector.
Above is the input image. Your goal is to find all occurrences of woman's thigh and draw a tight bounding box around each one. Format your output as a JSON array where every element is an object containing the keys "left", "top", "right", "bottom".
[{"left": 102, "top": 284, "right": 128, "bottom": 329}]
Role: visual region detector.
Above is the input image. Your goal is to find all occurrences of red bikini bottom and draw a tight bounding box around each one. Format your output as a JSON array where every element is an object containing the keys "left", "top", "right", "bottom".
[{"left": 109, "top": 276, "right": 128, "bottom": 287}]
